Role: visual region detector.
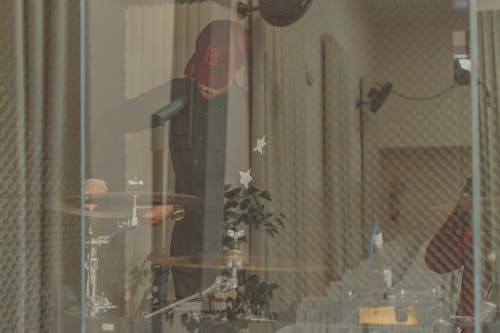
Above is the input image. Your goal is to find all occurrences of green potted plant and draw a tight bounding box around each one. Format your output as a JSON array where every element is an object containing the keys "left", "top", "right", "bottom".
[{"left": 181, "top": 184, "right": 285, "bottom": 333}]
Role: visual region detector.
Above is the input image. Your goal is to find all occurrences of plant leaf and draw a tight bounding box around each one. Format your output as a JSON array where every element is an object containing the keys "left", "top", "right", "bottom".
[
  {"left": 260, "top": 191, "right": 272, "bottom": 200},
  {"left": 239, "top": 198, "right": 251, "bottom": 210}
]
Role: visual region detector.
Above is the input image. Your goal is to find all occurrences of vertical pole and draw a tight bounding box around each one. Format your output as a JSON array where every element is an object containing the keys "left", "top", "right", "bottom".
[
  {"left": 151, "top": 126, "right": 167, "bottom": 333},
  {"left": 80, "top": 1, "right": 87, "bottom": 331},
  {"left": 469, "top": 1, "right": 482, "bottom": 332}
]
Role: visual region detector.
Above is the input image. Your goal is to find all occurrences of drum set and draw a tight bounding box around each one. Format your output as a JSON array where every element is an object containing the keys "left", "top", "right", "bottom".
[
  {"left": 53, "top": 185, "right": 500, "bottom": 332},
  {"left": 52, "top": 181, "right": 326, "bottom": 323}
]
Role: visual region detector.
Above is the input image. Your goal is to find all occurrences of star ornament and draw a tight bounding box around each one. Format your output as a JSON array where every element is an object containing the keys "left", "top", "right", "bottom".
[
  {"left": 239, "top": 169, "right": 253, "bottom": 189},
  {"left": 253, "top": 136, "right": 266, "bottom": 154}
]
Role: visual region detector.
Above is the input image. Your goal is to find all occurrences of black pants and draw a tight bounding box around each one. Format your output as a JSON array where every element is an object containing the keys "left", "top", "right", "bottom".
[{"left": 169, "top": 207, "right": 218, "bottom": 299}]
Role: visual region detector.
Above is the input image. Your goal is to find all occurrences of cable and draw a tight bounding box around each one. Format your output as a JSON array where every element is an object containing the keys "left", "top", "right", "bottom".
[{"left": 375, "top": 82, "right": 457, "bottom": 101}]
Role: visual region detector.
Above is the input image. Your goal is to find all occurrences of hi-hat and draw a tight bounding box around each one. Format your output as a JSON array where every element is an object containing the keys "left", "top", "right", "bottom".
[
  {"left": 150, "top": 253, "right": 329, "bottom": 272},
  {"left": 50, "top": 192, "right": 200, "bottom": 219}
]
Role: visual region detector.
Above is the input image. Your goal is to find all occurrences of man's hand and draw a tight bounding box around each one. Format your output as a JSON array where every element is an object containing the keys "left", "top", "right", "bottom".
[{"left": 137, "top": 205, "right": 173, "bottom": 226}]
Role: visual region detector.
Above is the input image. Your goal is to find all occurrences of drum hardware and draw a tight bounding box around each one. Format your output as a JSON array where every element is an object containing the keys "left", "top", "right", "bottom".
[
  {"left": 49, "top": 188, "right": 198, "bottom": 320},
  {"left": 125, "top": 178, "right": 142, "bottom": 227},
  {"left": 145, "top": 226, "right": 315, "bottom": 319},
  {"left": 112, "top": 193, "right": 139, "bottom": 229},
  {"left": 85, "top": 224, "right": 117, "bottom": 316},
  {"left": 182, "top": 311, "right": 275, "bottom": 324},
  {"left": 153, "top": 226, "right": 328, "bottom": 272},
  {"left": 146, "top": 277, "right": 233, "bottom": 319},
  {"left": 145, "top": 269, "right": 239, "bottom": 319},
  {"left": 128, "top": 177, "right": 144, "bottom": 188},
  {"left": 146, "top": 228, "right": 252, "bottom": 319}
]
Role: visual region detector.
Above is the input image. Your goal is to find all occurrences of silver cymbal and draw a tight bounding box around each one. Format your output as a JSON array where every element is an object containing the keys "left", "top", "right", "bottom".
[{"left": 50, "top": 192, "right": 200, "bottom": 220}]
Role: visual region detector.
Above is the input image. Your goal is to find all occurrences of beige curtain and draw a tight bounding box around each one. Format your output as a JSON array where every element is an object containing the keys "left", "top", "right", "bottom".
[{"left": 0, "top": 1, "right": 81, "bottom": 332}]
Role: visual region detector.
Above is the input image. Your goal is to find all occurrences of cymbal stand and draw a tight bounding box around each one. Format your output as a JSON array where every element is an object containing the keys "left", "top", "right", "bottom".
[
  {"left": 115, "top": 178, "right": 143, "bottom": 230},
  {"left": 85, "top": 224, "right": 117, "bottom": 316},
  {"left": 114, "top": 193, "right": 139, "bottom": 230}
]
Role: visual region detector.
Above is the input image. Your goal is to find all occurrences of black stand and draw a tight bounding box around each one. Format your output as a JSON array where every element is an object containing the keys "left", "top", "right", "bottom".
[
  {"left": 488, "top": 251, "right": 500, "bottom": 332},
  {"left": 150, "top": 98, "right": 186, "bottom": 333}
]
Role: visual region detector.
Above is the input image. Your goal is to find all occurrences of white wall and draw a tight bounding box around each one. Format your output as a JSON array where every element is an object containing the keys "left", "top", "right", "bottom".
[
  {"left": 370, "top": 8, "right": 471, "bottom": 148},
  {"left": 87, "top": 0, "right": 177, "bottom": 189},
  {"left": 301, "top": 0, "right": 378, "bottom": 195},
  {"left": 479, "top": 0, "right": 500, "bottom": 11},
  {"left": 299, "top": 2, "right": 472, "bottom": 159}
]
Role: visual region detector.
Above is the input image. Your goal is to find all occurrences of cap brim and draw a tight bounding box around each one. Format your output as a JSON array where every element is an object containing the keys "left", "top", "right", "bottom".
[{"left": 184, "top": 53, "right": 230, "bottom": 90}]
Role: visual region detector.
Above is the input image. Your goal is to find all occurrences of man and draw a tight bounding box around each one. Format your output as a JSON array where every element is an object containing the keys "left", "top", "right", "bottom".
[
  {"left": 165, "top": 19, "right": 248, "bottom": 299},
  {"left": 86, "top": 19, "right": 248, "bottom": 303},
  {"left": 425, "top": 177, "right": 490, "bottom": 333}
]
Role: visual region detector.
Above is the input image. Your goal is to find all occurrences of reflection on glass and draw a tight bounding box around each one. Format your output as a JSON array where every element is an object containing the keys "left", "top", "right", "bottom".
[
  {"left": 82, "top": 1, "right": 481, "bottom": 333},
  {"left": 6, "top": 0, "right": 500, "bottom": 332}
]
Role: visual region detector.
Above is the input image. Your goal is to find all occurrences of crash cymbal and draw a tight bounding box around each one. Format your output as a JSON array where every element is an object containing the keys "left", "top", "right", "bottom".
[
  {"left": 50, "top": 192, "right": 200, "bottom": 219},
  {"left": 50, "top": 200, "right": 134, "bottom": 219},
  {"left": 150, "top": 253, "right": 329, "bottom": 272}
]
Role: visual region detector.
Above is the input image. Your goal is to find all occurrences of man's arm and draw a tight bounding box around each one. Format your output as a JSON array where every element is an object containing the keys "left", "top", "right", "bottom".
[
  {"left": 425, "top": 193, "right": 471, "bottom": 273},
  {"left": 425, "top": 214, "right": 465, "bottom": 273},
  {"left": 136, "top": 205, "right": 173, "bottom": 226}
]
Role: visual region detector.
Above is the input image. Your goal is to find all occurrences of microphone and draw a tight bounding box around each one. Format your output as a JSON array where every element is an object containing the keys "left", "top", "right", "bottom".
[
  {"left": 368, "top": 82, "right": 393, "bottom": 113},
  {"left": 151, "top": 97, "right": 186, "bottom": 151}
]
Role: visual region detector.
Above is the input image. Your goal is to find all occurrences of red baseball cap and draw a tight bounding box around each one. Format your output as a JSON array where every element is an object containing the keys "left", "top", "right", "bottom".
[{"left": 184, "top": 20, "right": 248, "bottom": 89}]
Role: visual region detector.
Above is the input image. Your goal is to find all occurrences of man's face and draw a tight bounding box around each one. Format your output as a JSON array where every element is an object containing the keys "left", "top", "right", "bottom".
[{"left": 197, "top": 83, "right": 229, "bottom": 100}]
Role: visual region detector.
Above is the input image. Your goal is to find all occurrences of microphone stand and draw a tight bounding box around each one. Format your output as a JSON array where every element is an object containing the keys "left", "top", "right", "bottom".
[{"left": 150, "top": 98, "right": 185, "bottom": 333}]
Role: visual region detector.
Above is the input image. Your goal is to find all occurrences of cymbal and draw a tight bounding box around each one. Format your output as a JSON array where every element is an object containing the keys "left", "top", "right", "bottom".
[
  {"left": 86, "top": 191, "right": 200, "bottom": 205},
  {"left": 50, "top": 192, "right": 200, "bottom": 219},
  {"left": 150, "top": 254, "right": 329, "bottom": 272}
]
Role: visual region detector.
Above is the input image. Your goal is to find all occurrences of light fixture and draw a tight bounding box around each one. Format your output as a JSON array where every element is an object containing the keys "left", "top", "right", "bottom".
[
  {"left": 453, "top": 30, "right": 471, "bottom": 85},
  {"left": 453, "top": 55, "right": 471, "bottom": 85}
]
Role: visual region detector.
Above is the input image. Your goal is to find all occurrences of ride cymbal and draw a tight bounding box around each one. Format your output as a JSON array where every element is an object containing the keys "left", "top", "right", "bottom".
[{"left": 150, "top": 254, "right": 329, "bottom": 272}]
